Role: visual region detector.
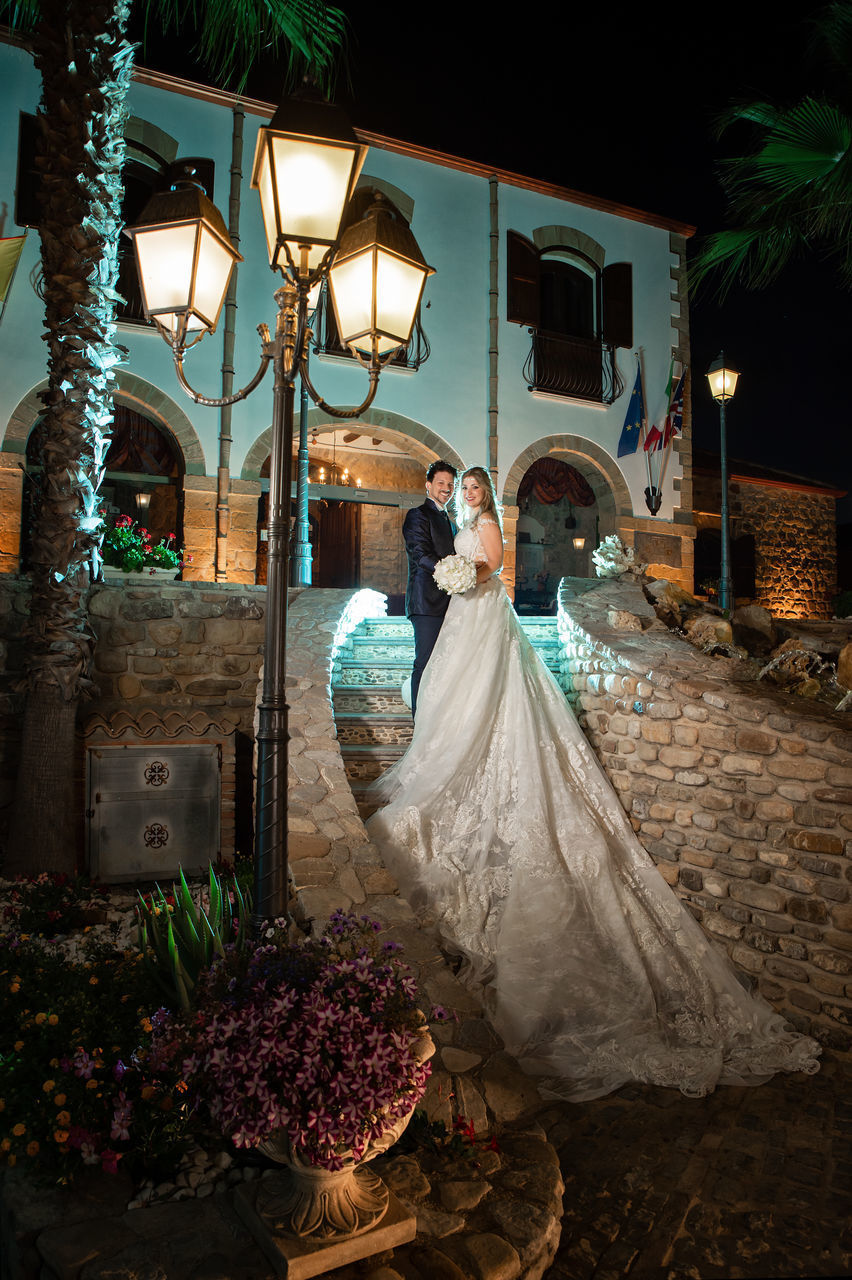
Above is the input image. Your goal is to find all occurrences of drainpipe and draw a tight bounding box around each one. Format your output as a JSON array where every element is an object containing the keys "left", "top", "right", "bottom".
[
  {"left": 216, "top": 102, "right": 245, "bottom": 581},
  {"left": 488, "top": 176, "right": 499, "bottom": 482}
]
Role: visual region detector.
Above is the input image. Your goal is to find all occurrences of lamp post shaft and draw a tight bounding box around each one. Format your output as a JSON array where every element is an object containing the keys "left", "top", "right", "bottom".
[
  {"left": 253, "top": 295, "right": 297, "bottom": 927},
  {"left": 292, "top": 365, "right": 313, "bottom": 586},
  {"left": 719, "top": 396, "right": 732, "bottom": 614}
]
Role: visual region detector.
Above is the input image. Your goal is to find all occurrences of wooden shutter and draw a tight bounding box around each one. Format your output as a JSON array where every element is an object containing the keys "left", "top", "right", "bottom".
[
  {"left": 507, "top": 231, "right": 540, "bottom": 326},
  {"left": 602, "top": 262, "right": 633, "bottom": 348}
]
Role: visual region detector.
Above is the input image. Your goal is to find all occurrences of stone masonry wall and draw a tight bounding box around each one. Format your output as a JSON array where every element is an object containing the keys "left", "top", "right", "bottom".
[
  {"left": 694, "top": 472, "right": 837, "bottom": 618},
  {"left": 558, "top": 575, "right": 852, "bottom": 1054},
  {"left": 0, "top": 577, "right": 272, "bottom": 860}
]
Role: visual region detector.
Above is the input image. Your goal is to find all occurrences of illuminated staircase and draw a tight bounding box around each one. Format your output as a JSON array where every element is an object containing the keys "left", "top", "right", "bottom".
[{"left": 332, "top": 614, "right": 568, "bottom": 816}]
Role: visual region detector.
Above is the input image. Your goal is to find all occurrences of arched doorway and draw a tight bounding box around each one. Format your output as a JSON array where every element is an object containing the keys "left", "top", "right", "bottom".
[
  {"left": 515, "top": 458, "right": 598, "bottom": 612},
  {"left": 251, "top": 422, "right": 461, "bottom": 609},
  {"left": 21, "top": 404, "right": 184, "bottom": 569}
]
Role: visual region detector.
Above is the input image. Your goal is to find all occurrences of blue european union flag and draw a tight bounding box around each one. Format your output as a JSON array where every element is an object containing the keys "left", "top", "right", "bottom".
[{"left": 618, "top": 365, "right": 646, "bottom": 457}]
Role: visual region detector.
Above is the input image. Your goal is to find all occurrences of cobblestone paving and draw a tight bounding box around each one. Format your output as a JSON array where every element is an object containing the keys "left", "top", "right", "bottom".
[{"left": 538, "top": 1053, "right": 851, "bottom": 1279}]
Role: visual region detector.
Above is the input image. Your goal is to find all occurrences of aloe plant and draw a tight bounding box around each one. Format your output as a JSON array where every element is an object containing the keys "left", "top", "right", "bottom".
[{"left": 136, "top": 864, "right": 250, "bottom": 1011}]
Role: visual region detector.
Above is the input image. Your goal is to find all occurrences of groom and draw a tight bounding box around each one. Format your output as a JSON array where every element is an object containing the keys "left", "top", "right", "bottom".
[{"left": 403, "top": 460, "right": 458, "bottom": 716}]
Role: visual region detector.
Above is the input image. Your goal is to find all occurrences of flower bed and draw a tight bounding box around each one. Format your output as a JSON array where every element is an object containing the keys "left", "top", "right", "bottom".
[{"left": 1, "top": 874, "right": 431, "bottom": 1189}]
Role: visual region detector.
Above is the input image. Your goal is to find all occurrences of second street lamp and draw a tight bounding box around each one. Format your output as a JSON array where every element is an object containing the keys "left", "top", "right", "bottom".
[
  {"left": 705, "top": 351, "right": 740, "bottom": 613},
  {"left": 125, "top": 90, "right": 434, "bottom": 930}
]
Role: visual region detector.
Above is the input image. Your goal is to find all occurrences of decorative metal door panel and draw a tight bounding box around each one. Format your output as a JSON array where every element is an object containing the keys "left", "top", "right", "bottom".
[{"left": 87, "top": 743, "right": 221, "bottom": 882}]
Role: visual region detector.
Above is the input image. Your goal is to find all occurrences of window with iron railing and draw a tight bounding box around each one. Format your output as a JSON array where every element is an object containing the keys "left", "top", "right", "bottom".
[{"left": 507, "top": 231, "right": 631, "bottom": 404}]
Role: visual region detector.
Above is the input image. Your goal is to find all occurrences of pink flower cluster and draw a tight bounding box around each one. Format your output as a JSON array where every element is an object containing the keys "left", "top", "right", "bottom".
[{"left": 153, "top": 912, "right": 431, "bottom": 1171}]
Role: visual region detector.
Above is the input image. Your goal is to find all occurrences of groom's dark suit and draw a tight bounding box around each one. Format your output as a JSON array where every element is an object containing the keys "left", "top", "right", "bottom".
[{"left": 403, "top": 498, "right": 456, "bottom": 715}]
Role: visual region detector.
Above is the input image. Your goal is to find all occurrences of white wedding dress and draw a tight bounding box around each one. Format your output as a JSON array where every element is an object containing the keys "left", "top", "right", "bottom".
[{"left": 367, "top": 519, "right": 821, "bottom": 1101}]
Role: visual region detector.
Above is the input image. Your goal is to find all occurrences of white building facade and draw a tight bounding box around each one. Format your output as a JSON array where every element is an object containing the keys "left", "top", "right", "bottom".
[{"left": 0, "top": 37, "right": 696, "bottom": 602}]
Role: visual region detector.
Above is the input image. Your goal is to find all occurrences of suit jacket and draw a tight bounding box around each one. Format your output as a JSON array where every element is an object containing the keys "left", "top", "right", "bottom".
[{"left": 403, "top": 499, "right": 457, "bottom": 616}]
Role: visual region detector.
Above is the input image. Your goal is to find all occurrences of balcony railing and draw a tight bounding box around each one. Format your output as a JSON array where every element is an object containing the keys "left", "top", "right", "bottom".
[{"left": 523, "top": 330, "right": 624, "bottom": 404}]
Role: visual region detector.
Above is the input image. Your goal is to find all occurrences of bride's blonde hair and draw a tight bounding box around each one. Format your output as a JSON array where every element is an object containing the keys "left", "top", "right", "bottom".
[{"left": 456, "top": 466, "right": 503, "bottom": 534}]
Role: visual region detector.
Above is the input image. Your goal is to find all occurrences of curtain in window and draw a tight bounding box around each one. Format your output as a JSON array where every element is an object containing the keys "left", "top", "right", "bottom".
[{"left": 518, "top": 458, "right": 596, "bottom": 506}]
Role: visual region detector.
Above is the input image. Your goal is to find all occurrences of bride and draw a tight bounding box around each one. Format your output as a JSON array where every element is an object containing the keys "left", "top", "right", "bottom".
[{"left": 367, "top": 466, "right": 820, "bottom": 1101}]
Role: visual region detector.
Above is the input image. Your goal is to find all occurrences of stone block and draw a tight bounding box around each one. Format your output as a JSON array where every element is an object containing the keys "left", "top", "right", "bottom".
[
  {"left": 768, "top": 757, "right": 827, "bottom": 781},
  {"left": 659, "top": 746, "right": 702, "bottom": 769},
  {"left": 721, "top": 754, "right": 763, "bottom": 776},
  {"left": 755, "top": 799, "right": 794, "bottom": 821},
  {"left": 718, "top": 816, "right": 768, "bottom": 841},
  {"left": 704, "top": 912, "right": 743, "bottom": 939},
  {"left": 735, "top": 729, "right": 777, "bottom": 755},
  {"left": 729, "top": 881, "right": 787, "bottom": 912},
  {"left": 789, "top": 831, "right": 844, "bottom": 855}
]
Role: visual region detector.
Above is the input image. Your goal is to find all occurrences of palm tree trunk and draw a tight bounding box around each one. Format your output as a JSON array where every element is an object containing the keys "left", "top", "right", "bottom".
[{"left": 5, "top": 0, "right": 134, "bottom": 875}]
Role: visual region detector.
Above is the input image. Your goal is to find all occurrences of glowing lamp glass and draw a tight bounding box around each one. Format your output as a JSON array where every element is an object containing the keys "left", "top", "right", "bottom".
[
  {"left": 329, "top": 246, "right": 429, "bottom": 358},
  {"left": 706, "top": 360, "right": 739, "bottom": 402},
  {"left": 253, "top": 131, "right": 365, "bottom": 274},
  {"left": 132, "top": 219, "right": 236, "bottom": 342}
]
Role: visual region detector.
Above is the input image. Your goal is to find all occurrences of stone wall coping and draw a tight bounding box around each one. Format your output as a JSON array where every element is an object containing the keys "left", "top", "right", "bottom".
[{"left": 558, "top": 575, "right": 849, "bottom": 733}]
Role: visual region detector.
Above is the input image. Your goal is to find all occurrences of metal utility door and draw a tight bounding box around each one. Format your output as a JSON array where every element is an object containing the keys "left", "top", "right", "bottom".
[{"left": 87, "top": 743, "right": 221, "bottom": 882}]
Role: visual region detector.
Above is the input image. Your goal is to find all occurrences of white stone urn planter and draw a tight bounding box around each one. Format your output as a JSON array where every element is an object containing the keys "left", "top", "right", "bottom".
[{"left": 254, "top": 1020, "right": 435, "bottom": 1244}]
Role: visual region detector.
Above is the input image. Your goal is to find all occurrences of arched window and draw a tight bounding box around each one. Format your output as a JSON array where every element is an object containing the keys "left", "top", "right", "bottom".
[
  {"left": 507, "top": 230, "right": 631, "bottom": 403},
  {"left": 21, "top": 405, "right": 184, "bottom": 569}
]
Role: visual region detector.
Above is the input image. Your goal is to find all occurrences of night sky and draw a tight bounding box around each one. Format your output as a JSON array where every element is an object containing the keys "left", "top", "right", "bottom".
[{"left": 131, "top": 0, "right": 852, "bottom": 523}]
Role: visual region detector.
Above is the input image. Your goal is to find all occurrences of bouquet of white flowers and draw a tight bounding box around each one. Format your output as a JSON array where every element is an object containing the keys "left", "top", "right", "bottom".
[
  {"left": 592, "top": 534, "right": 635, "bottom": 579},
  {"left": 434, "top": 554, "right": 477, "bottom": 595}
]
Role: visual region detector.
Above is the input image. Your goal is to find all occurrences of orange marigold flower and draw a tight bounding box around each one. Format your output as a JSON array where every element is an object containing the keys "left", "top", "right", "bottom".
[
  {"left": 42, "top": 1080, "right": 56, "bottom": 1093},
  {"left": 89, "top": 977, "right": 99, "bottom": 986},
  {"left": 57, "top": 1111, "right": 71, "bottom": 1126},
  {"left": 34, "top": 1012, "right": 47, "bottom": 1025},
  {"left": 0, "top": 1138, "right": 10, "bottom": 1152},
  {"left": 12, "top": 1123, "right": 26, "bottom": 1137},
  {"left": 140, "top": 1018, "right": 153, "bottom": 1034},
  {"left": 26, "top": 1141, "right": 39, "bottom": 1157},
  {"left": 53, "top": 1129, "right": 69, "bottom": 1144},
  {"left": 9, "top": 982, "right": 20, "bottom": 994},
  {"left": 48, "top": 1014, "right": 59, "bottom": 1026},
  {"left": 86, "top": 1079, "right": 98, "bottom": 1091},
  {"left": 54, "top": 1094, "right": 66, "bottom": 1107},
  {"left": 13, "top": 1041, "right": 24, "bottom": 1052}
]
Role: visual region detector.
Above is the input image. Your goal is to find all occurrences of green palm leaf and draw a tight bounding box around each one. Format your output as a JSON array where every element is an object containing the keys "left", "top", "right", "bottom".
[
  {"left": 143, "top": 0, "right": 347, "bottom": 92},
  {"left": 692, "top": 93, "right": 852, "bottom": 297}
]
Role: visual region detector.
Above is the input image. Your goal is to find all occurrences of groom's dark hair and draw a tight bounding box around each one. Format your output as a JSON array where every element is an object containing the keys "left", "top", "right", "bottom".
[{"left": 427, "top": 460, "right": 457, "bottom": 481}]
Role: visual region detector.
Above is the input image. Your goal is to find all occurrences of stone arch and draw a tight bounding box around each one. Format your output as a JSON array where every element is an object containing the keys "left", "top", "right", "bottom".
[
  {"left": 2, "top": 372, "right": 206, "bottom": 475},
  {"left": 532, "top": 225, "right": 606, "bottom": 269},
  {"left": 240, "top": 407, "right": 464, "bottom": 481},
  {"left": 502, "top": 435, "right": 632, "bottom": 524}
]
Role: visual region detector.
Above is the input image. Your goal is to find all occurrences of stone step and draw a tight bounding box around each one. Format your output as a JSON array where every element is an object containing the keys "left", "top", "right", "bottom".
[
  {"left": 341, "top": 744, "right": 404, "bottom": 786},
  {"left": 335, "top": 712, "right": 413, "bottom": 748},
  {"left": 334, "top": 659, "right": 411, "bottom": 686},
  {"left": 334, "top": 686, "right": 409, "bottom": 715},
  {"left": 346, "top": 637, "right": 415, "bottom": 661}
]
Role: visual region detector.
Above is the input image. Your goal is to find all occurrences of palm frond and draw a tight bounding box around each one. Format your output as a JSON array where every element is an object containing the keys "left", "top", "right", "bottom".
[
  {"left": 0, "top": 0, "right": 41, "bottom": 28},
  {"left": 689, "top": 223, "right": 807, "bottom": 299},
  {"left": 144, "top": 0, "right": 347, "bottom": 93},
  {"left": 696, "top": 87, "right": 852, "bottom": 298}
]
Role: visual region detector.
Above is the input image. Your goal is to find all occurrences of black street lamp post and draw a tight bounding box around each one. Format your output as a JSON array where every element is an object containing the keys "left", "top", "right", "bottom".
[
  {"left": 706, "top": 352, "right": 740, "bottom": 614},
  {"left": 125, "top": 92, "right": 433, "bottom": 928}
]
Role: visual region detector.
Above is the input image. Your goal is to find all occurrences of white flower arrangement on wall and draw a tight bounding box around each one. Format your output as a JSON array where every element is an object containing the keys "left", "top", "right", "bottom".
[{"left": 592, "top": 535, "right": 635, "bottom": 579}]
